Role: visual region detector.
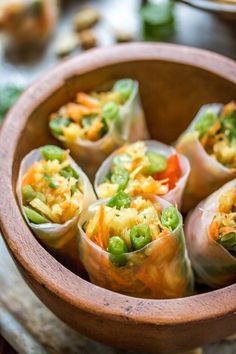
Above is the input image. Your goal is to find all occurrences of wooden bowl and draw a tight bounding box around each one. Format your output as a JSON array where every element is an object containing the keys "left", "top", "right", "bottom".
[{"left": 0, "top": 43, "right": 236, "bottom": 354}]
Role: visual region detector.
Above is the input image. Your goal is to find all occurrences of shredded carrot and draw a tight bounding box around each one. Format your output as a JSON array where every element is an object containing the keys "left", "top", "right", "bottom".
[
  {"left": 76, "top": 92, "right": 99, "bottom": 108},
  {"left": 131, "top": 158, "right": 139, "bottom": 170},
  {"left": 209, "top": 220, "right": 219, "bottom": 241},
  {"left": 22, "top": 165, "right": 36, "bottom": 186},
  {"left": 108, "top": 268, "right": 131, "bottom": 288},
  {"left": 97, "top": 205, "right": 105, "bottom": 250},
  {"left": 67, "top": 103, "right": 90, "bottom": 122}
]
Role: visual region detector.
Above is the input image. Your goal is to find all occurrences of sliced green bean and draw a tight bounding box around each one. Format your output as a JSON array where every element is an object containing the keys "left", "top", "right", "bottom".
[
  {"left": 40, "top": 145, "right": 65, "bottom": 162},
  {"left": 113, "top": 79, "right": 134, "bottom": 102},
  {"left": 24, "top": 206, "right": 50, "bottom": 224},
  {"left": 22, "top": 185, "right": 36, "bottom": 203},
  {"left": 102, "top": 101, "right": 119, "bottom": 126},
  {"left": 111, "top": 166, "right": 129, "bottom": 191},
  {"left": 161, "top": 206, "right": 179, "bottom": 231},
  {"left": 107, "top": 236, "right": 128, "bottom": 267},
  {"left": 146, "top": 152, "right": 167, "bottom": 174},
  {"left": 130, "top": 224, "right": 152, "bottom": 250},
  {"left": 218, "top": 232, "right": 236, "bottom": 252},
  {"left": 49, "top": 117, "right": 70, "bottom": 136},
  {"left": 195, "top": 110, "right": 218, "bottom": 139},
  {"left": 106, "top": 191, "right": 131, "bottom": 210}
]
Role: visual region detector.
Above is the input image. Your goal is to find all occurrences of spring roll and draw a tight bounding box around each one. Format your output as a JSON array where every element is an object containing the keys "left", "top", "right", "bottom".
[
  {"left": 177, "top": 102, "right": 236, "bottom": 212},
  {"left": 185, "top": 179, "right": 236, "bottom": 288},
  {"left": 78, "top": 192, "right": 193, "bottom": 299},
  {"left": 48, "top": 79, "right": 149, "bottom": 178},
  {"left": 95, "top": 141, "right": 190, "bottom": 208},
  {"left": 17, "top": 145, "right": 96, "bottom": 264}
]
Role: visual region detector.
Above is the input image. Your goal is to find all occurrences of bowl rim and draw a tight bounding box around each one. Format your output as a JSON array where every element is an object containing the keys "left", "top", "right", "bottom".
[{"left": 0, "top": 43, "right": 236, "bottom": 327}]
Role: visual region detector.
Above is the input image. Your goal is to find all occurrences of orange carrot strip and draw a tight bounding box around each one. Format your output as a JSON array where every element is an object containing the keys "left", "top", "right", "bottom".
[
  {"left": 76, "top": 92, "right": 99, "bottom": 108},
  {"left": 22, "top": 165, "right": 36, "bottom": 186},
  {"left": 209, "top": 220, "right": 219, "bottom": 241},
  {"left": 98, "top": 205, "right": 105, "bottom": 250}
]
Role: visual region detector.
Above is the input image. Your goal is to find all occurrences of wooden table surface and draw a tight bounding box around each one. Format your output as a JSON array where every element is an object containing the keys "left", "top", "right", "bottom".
[{"left": 0, "top": 1, "right": 235, "bottom": 353}]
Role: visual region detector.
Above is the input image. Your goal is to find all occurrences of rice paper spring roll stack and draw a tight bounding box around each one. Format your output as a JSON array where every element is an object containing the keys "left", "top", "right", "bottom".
[
  {"left": 78, "top": 192, "right": 193, "bottom": 299},
  {"left": 17, "top": 145, "right": 96, "bottom": 265},
  {"left": 49, "top": 79, "right": 149, "bottom": 178},
  {"left": 95, "top": 141, "right": 190, "bottom": 209},
  {"left": 185, "top": 179, "right": 236, "bottom": 288},
  {"left": 177, "top": 102, "right": 236, "bottom": 212}
]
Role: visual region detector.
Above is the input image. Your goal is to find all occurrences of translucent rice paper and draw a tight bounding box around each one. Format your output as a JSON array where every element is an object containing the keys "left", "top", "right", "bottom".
[
  {"left": 94, "top": 140, "right": 190, "bottom": 209},
  {"left": 54, "top": 81, "right": 149, "bottom": 179},
  {"left": 176, "top": 104, "right": 236, "bottom": 212},
  {"left": 16, "top": 148, "right": 96, "bottom": 261},
  {"left": 185, "top": 179, "right": 236, "bottom": 289},
  {"left": 78, "top": 196, "right": 193, "bottom": 299}
]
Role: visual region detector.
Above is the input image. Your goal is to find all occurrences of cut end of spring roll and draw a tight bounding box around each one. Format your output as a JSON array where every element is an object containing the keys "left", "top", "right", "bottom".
[
  {"left": 17, "top": 145, "right": 96, "bottom": 251},
  {"left": 78, "top": 192, "right": 193, "bottom": 299},
  {"left": 177, "top": 102, "right": 236, "bottom": 212},
  {"left": 95, "top": 140, "right": 190, "bottom": 209},
  {"left": 48, "top": 79, "right": 149, "bottom": 178},
  {"left": 185, "top": 179, "right": 236, "bottom": 289}
]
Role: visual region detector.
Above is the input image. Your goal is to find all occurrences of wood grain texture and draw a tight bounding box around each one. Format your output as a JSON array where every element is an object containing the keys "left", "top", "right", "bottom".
[{"left": 0, "top": 44, "right": 235, "bottom": 354}]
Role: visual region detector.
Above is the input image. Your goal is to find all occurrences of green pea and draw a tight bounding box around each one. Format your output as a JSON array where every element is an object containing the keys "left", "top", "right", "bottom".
[
  {"left": 106, "top": 191, "right": 131, "bottom": 210},
  {"left": 24, "top": 206, "right": 50, "bottom": 224},
  {"left": 107, "top": 236, "right": 128, "bottom": 267},
  {"left": 130, "top": 224, "right": 152, "bottom": 251},
  {"left": 195, "top": 110, "right": 218, "bottom": 139},
  {"left": 102, "top": 101, "right": 119, "bottom": 126},
  {"left": 60, "top": 165, "right": 79, "bottom": 179},
  {"left": 113, "top": 153, "right": 132, "bottom": 166},
  {"left": 49, "top": 117, "right": 71, "bottom": 136},
  {"left": 40, "top": 145, "right": 65, "bottom": 162},
  {"left": 146, "top": 152, "right": 167, "bottom": 174},
  {"left": 22, "top": 185, "right": 36, "bottom": 203},
  {"left": 113, "top": 79, "right": 134, "bottom": 102},
  {"left": 111, "top": 166, "right": 129, "bottom": 191},
  {"left": 161, "top": 206, "right": 179, "bottom": 231},
  {"left": 218, "top": 232, "right": 236, "bottom": 252}
]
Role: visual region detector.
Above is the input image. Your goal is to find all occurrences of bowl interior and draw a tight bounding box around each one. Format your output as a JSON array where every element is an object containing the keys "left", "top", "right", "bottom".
[
  {"left": 1, "top": 44, "right": 236, "bottom": 353},
  {"left": 11, "top": 57, "right": 236, "bottom": 276}
]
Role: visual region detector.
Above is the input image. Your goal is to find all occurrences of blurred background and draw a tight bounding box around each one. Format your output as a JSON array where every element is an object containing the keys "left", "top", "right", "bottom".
[{"left": 0, "top": 0, "right": 236, "bottom": 121}]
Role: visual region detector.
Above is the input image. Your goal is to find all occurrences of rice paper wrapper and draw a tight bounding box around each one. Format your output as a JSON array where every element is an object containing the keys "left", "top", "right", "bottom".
[
  {"left": 55, "top": 81, "right": 149, "bottom": 179},
  {"left": 185, "top": 179, "right": 236, "bottom": 288},
  {"left": 78, "top": 197, "right": 193, "bottom": 299},
  {"left": 95, "top": 140, "right": 190, "bottom": 209},
  {"left": 176, "top": 104, "right": 236, "bottom": 212},
  {"left": 16, "top": 149, "right": 97, "bottom": 262}
]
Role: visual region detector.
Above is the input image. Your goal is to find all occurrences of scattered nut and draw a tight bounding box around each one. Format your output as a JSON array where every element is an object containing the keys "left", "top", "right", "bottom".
[
  {"left": 79, "top": 29, "right": 97, "bottom": 50},
  {"left": 74, "top": 7, "right": 100, "bottom": 32},
  {"left": 55, "top": 32, "right": 79, "bottom": 57},
  {"left": 115, "top": 30, "right": 134, "bottom": 43}
]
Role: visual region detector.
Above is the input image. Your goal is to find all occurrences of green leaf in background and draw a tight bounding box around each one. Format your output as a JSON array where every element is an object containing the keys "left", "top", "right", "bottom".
[
  {"left": 141, "top": 0, "right": 175, "bottom": 41},
  {"left": 0, "top": 86, "right": 24, "bottom": 121}
]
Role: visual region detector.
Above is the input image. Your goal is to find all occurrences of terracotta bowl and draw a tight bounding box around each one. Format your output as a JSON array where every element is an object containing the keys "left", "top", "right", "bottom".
[{"left": 0, "top": 43, "right": 236, "bottom": 354}]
